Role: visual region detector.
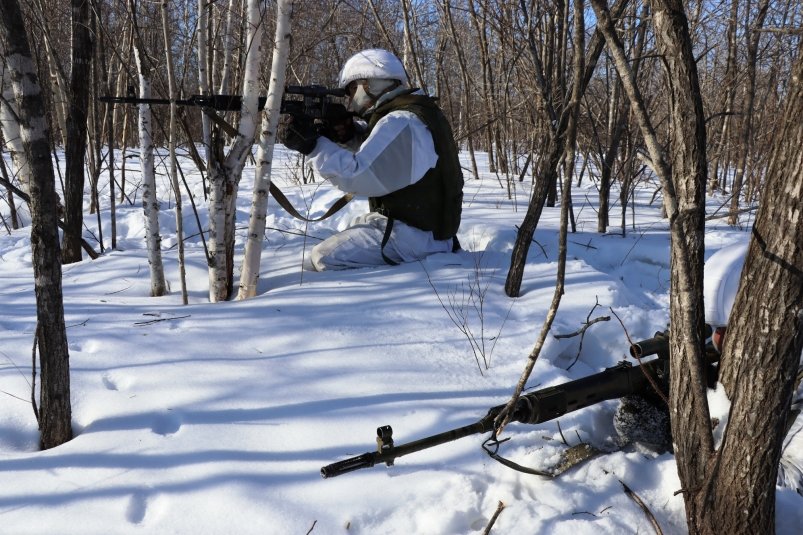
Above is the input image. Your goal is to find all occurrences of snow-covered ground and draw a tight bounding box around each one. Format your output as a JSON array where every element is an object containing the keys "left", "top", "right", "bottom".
[{"left": 1, "top": 147, "right": 800, "bottom": 534}]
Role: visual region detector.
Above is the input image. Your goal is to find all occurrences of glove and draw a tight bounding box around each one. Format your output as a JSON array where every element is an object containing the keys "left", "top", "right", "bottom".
[
  {"left": 278, "top": 114, "right": 319, "bottom": 155},
  {"left": 319, "top": 103, "right": 357, "bottom": 144}
]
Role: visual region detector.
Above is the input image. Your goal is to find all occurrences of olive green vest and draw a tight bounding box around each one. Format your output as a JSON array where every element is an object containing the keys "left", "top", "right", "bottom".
[{"left": 367, "top": 94, "right": 463, "bottom": 241}]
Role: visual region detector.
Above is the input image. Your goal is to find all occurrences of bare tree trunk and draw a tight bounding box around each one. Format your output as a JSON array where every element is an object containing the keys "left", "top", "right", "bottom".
[
  {"left": 33, "top": 0, "right": 69, "bottom": 148},
  {"left": 505, "top": 0, "right": 626, "bottom": 297},
  {"left": 208, "top": 0, "right": 266, "bottom": 302},
  {"left": 647, "top": 3, "right": 712, "bottom": 531},
  {"left": 441, "top": 0, "right": 480, "bottom": 180},
  {"left": 468, "top": 0, "right": 497, "bottom": 173},
  {"left": 161, "top": 0, "right": 188, "bottom": 304},
  {"left": 238, "top": 0, "right": 293, "bottom": 300},
  {"left": 61, "top": 0, "right": 95, "bottom": 264},
  {"left": 0, "top": 0, "right": 73, "bottom": 450},
  {"left": 497, "top": 0, "right": 585, "bottom": 427},
  {"left": 0, "top": 66, "right": 32, "bottom": 196},
  {"left": 129, "top": 0, "right": 167, "bottom": 297},
  {"left": 198, "top": 0, "right": 213, "bottom": 170},
  {"left": 401, "top": 0, "right": 427, "bottom": 92},
  {"left": 217, "top": 0, "right": 239, "bottom": 95},
  {"left": 702, "top": 42, "right": 803, "bottom": 535},
  {"left": 0, "top": 142, "right": 20, "bottom": 229},
  {"left": 598, "top": 71, "right": 621, "bottom": 233},
  {"left": 709, "top": 0, "right": 740, "bottom": 194},
  {"left": 728, "top": 0, "right": 769, "bottom": 224}
]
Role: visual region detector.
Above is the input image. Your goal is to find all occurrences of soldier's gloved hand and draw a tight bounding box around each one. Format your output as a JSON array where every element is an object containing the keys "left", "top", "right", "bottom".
[
  {"left": 319, "top": 103, "right": 357, "bottom": 144},
  {"left": 278, "top": 114, "right": 319, "bottom": 155}
]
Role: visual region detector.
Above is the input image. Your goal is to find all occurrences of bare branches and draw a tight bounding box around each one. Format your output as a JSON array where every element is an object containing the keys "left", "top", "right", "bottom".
[{"left": 421, "top": 253, "right": 513, "bottom": 375}]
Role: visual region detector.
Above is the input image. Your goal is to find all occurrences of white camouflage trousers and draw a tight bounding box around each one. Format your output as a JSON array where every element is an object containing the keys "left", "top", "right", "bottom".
[{"left": 309, "top": 212, "right": 453, "bottom": 271}]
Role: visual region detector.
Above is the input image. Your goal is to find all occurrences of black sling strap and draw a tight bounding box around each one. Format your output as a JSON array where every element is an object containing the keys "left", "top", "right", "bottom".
[
  {"left": 268, "top": 182, "right": 353, "bottom": 223},
  {"left": 380, "top": 217, "right": 399, "bottom": 266},
  {"left": 380, "top": 217, "right": 461, "bottom": 266}
]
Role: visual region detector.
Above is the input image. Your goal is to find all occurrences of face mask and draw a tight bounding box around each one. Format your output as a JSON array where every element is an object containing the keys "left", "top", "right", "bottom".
[
  {"left": 346, "top": 79, "right": 399, "bottom": 116},
  {"left": 347, "top": 81, "right": 374, "bottom": 116}
]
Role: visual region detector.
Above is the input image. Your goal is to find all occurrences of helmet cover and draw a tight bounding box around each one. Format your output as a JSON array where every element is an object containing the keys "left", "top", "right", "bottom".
[{"left": 338, "top": 48, "right": 409, "bottom": 89}]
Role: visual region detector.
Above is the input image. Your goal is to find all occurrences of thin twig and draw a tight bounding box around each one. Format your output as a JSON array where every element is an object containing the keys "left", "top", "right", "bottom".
[
  {"left": 620, "top": 480, "right": 664, "bottom": 535},
  {"left": 481, "top": 501, "right": 506, "bottom": 535},
  {"left": 554, "top": 314, "right": 610, "bottom": 339},
  {"left": 134, "top": 314, "right": 191, "bottom": 326},
  {"left": 305, "top": 520, "right": 317, "bottom": 534},
  {"left": 556, "top": 420, "right": 569, "bottom": 445},
  {"left": 554, "top": 298, "right": 610, "bottom": 370},
  {"left": 32, "top": 322, "right": 40, "bottom": 425}
]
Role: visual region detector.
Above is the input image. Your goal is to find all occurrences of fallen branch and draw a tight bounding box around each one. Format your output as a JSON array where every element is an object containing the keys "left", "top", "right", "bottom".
[
  {"left": 620, "top": 479, "right": 663, "bottom": 535},
  {"left": 134, "top": 314, "right": 191, "bottom": 326},
  {"left": 481, "top": 501, "right": 506, "bottom": 535},
  {"left": 554, "top": 299, "right": 610, "bottom": 370}
]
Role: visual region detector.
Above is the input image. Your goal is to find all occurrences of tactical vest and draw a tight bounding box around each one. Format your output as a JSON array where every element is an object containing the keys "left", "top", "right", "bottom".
[{"left": 367, "top": 94, "right": 463, "bottom": 241}]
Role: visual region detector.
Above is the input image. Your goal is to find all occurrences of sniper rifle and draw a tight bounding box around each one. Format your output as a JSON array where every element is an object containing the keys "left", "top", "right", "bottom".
[
  {"left": 99, "top": 84, "right": 346, "bottom": 120},
  {"left": 320, "top": 327, "right": 720, "bottom": 479}
]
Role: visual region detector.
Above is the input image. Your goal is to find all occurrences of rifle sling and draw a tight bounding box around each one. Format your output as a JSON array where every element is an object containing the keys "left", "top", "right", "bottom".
[
  {"left": 201, "top": 107, "right": 240, "bottom": 138},
  {"left": 268, "top": 182, "right": 353, "bottom": 222},
  {"left": 482, "top": 436, "right": 555, "bottom": 478},
  {"left": 196, "top": 106, "right": 353, "bottom": 223}
]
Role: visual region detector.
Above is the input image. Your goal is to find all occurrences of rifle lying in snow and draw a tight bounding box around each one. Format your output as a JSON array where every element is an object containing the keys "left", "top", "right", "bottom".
[{"left": 320, "top": 326, "right": 721, "bottom": 479}]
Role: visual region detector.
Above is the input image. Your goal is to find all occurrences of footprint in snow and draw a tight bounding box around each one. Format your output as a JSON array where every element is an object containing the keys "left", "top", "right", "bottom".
[
  {"left": 126, "top": 490, "right": 148, "bottom": 524},
  {"left": 151, "top": 411, "right": 182, "bottom": 436},
  {"left": 101, "top": 374, "right": 118, "bottom": 391}
]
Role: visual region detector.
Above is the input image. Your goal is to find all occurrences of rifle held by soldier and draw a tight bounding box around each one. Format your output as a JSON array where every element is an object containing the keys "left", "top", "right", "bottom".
[{"left": 99, "top": 84, "right": 346, "bottom": 118}]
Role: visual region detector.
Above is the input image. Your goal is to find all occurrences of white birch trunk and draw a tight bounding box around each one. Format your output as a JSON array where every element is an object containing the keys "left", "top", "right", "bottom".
[
  {"left": 42, "top": 35, "right": 69, "bottom": 147},
  {"left": 197, "top": 0, "right": 212, "bottom": 163},
  {"left": 217, "top": 0, "right": 238, "bottom": 94},
  {"left": 237, "top": 0, "right": 293, "bottom": 300},
  {"left": 161, "top": 0, "right": 188, "bottom": 304},
  {"left": 131, "top": 35, "right": 167, "bottom": 297},
  {"left": 0, "top": 67, "right": 32, "bottom": 194},
  {"left": 207, "top": 0, "right": 266, "bottom": 302}
]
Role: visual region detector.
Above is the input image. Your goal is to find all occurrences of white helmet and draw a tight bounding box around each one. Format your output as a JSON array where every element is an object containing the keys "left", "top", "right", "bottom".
[{"left": 338, "top": 48, "right": 409, "bottom": 89}]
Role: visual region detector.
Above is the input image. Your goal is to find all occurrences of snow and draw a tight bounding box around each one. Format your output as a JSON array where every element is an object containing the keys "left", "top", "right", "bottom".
[{"left": 1, "top": 147, "right": 801, "bottom": 534}]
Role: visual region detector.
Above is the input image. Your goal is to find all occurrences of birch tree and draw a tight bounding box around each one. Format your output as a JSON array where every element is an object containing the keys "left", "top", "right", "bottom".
[
  {"left": 238, "top": 0, "right": 293, "bottom": 300},
  {"left": 129, "top": 0, "right": 167, "bottom": 297},
  {"left": 197, "top": 0, "right": 213, "bottom": 165},
  {"left": 160, "top": 0, "right": 188, "bottom": 304},
  {"left": 207, "top": 0, "right": 266, "bottom": 302},
  {"left": 0, "top": 0, "right": 73, "bottom": 449},
  {"left": 0, "top": 66, "right": 32, "bottom": 198}
]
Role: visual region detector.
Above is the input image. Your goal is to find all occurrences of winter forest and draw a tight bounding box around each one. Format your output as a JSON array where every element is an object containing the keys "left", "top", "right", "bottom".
[{"left": 1, "top": 1, "right": 802, "bottom": 534}]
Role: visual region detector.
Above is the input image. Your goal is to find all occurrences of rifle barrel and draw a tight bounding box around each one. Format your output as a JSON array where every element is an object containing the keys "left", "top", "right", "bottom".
[{"left": 320, "top": 414, "right": 496, "bottom": 478}]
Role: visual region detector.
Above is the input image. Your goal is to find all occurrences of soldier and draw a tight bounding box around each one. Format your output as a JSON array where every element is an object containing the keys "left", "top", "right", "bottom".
[{"left": 279, "top": 49, "right": 464, "bottom": 271}]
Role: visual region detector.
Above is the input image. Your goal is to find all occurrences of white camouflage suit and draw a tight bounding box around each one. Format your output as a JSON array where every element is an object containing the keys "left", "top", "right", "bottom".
[{"left": 306, "top": 87, "right": 455, "bottom": 271}]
